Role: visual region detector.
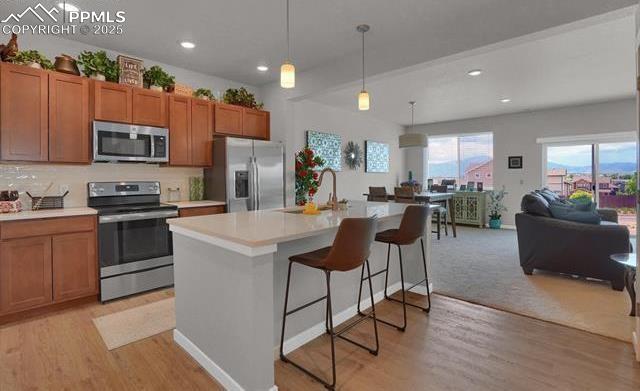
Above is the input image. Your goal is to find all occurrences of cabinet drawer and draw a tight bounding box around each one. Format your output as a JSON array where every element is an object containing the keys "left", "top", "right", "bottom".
[
  {"left": 0, "top": 215, "right": 96, "bottom": 240},
  {"left": 178, "top": 205, "right": 225, "bottom": 217}
]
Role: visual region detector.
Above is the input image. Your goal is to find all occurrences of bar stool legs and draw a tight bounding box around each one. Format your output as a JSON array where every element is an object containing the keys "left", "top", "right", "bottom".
[
  {"left": 279, "top": 260, "right": 379, "bottom": 390},
  {"left": 358, "top": 238, "right": 431, "bottom": 332}
]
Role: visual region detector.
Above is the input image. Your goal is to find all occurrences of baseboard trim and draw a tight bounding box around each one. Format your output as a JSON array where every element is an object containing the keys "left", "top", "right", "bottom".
[
  {"left": 278, "top": 281, "right": 433, "bottom": 356},
  {"left": 633, "top": 331, "right": 640, "bottom": 362},
  {"left": 174, "top": 329, "right": 279, "bottom": 391}
]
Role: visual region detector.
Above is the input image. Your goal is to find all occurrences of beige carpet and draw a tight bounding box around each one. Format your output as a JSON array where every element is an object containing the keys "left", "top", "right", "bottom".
[
  {"left": 93, "top": 298, "right": 175, "bottom": 350},
  {"left": 431, "top": 226, "right": 636, "bottom": 342}
]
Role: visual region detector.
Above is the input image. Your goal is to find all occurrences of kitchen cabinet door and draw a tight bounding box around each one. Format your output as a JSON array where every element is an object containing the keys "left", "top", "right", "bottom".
[
  {"left": 169, "top": 95, "right": 191, "bottom": 165},
  {"left": 243, "top": 108, "right": 269, "bottom": 139},
  {"left": 190, "top": 99, "right": 212, "bottom": 166},
  {"left": 132, "top": 88, "right": 167, "bottom": 127},
  {"left": 49, "top": 72, "right": 91, "bottom": 163},
  {"left": 0, "top": 236, "right": 52, "bottom": 314},
  {"left": 52, "top": 231, "right": 97, "bottom": 302},
  {"left": 0, "top": 63, "right": 48, "bottom": 161},
  {"left": 214, "top": 103, "right": 243, "bottom": 136},
  {"left": 93, "top": 80, "right": 133, "bottom": 123}
]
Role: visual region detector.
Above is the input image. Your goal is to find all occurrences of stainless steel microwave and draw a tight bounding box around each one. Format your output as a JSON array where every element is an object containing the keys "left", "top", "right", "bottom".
[{"left": 93, "top": 121, "right": 169, "bottom": 163}]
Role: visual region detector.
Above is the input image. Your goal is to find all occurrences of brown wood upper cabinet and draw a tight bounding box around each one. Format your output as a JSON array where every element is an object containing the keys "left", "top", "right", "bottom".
[
  {"left": 191, "top": 99, "right": 213, "bottom": 166},
  {"left": 93, "top": 80, "right": 133, "bottom": 124},
  {"left": 214, "top": 103, "right": 243, "bottom": 136},
  {"left": 93, "top": 80, "right": 167, "bottom": 128},
  {"left": 168, "top": 95, "right": 192, "bottom": 165},
  {"left": 169, "top": 96, "right": 213, "bottom": 167},
  {"left": 49, "top": 72, "right": 90, "bottom": 163},
  {"left": 0, "top": 62, "right": 48, "bottom": 161},
  {"left": 132, "top": 88, "right": 167, "bottom": 127},
  {"left": 242, "top": 108, "right": 269, "bottom": 139}
]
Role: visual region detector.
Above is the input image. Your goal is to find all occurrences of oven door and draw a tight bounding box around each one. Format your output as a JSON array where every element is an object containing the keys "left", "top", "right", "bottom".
[
  {"left": 98, "top": 209, "right": 178, "bottom": 278},
  {"left": 93, "top": 121, "right": 168, "bottom": 163}
]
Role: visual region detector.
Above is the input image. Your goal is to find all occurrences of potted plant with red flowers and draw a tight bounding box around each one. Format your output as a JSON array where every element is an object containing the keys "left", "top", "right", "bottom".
[{"left": 295, "top": 147, "right": 325, "bottom": 206}]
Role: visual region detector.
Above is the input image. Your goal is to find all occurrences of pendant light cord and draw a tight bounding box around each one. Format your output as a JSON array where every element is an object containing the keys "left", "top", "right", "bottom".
[
  {"left": 286, "top": 0, "right": 290, "bottom": 61},
  {"left": 361, "top": 30, "right": 365, "bottom": 91},
  {"left": 411, "top": 104, "right": 414, "bottom": 131}
]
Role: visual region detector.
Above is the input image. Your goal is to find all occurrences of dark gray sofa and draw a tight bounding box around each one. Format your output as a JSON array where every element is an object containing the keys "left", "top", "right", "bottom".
[{"left": 515, "top": 191, "right": 630, "bottom": 290}]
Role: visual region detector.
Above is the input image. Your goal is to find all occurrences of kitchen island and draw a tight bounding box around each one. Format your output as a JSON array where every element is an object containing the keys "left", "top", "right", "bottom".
[{"left": 168, "top": 201, "right": 436, "bottom": 391}]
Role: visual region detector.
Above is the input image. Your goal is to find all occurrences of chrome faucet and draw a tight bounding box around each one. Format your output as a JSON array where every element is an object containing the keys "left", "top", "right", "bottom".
[{"left": 318, "top": 168, "right": 338, "bottom": 210}]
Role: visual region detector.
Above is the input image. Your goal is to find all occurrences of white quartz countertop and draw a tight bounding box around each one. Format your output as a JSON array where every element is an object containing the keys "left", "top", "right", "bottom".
[
  {"left": 0, "top": 207, "right": 97, "bottom": 222},
  {"left": 168, "top": 201, "right": 438, "bottom": 248},
  {"left": 165, "top": 200, "right": 226, "bottom": 209}
]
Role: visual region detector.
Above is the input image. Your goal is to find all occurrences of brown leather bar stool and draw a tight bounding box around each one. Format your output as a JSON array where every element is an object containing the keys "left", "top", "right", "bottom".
[
  {"left": 279, "top": 217, "right": 379, "bottom": 390},
  {"left": 358, "top": 205, "right": 432, "bottom": 331}
]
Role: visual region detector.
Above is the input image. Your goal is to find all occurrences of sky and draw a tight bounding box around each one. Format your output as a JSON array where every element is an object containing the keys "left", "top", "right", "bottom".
[{"left": 547, "top": 142, "right": 636, "bottom": 166}]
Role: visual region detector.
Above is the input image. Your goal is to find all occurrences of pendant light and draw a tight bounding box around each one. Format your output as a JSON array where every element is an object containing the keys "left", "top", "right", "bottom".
[
  {"left": 357, "top": 24, "right": 370, "bottom": 110},
  {"left": 280, "top": 0, "right": 295, "bottom": 88},
  {"left": 399, "top": 101, "right": 428, "bottom": 148}
]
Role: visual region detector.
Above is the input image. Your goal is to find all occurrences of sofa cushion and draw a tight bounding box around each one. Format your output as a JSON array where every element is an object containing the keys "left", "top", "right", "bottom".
[
  {"left": 536, "top": 189, "right": 559, "bottom": 203},
  {"left": 521, "top": 192, "right": 551, "bottom": 217},
  {"left": 549, "top": 201, "right": 601, "bottom": 225}
]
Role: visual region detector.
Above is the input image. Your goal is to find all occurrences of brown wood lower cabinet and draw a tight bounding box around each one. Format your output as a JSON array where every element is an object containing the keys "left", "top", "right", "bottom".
[
  {"left": 52, "top": 232, "right": 97, "bottom": 302},
  {"left": 178, "top": 205, "right": 225, "bottom": 217},
  {"left": 0, "top": 215, "right": 98, "bottom": 318},
  {"left": 0, "top": 236, "right": 52, "bottom": 314}
]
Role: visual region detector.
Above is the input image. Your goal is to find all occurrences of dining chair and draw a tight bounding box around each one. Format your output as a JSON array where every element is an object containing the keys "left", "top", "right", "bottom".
[
  {"left": 430, "top": 185, "right": 449, "bottom": 239},
  {"left": 368, "top": 186, "right": 389, "bottom": 202},
  {"left": 394, "top": 186, "right": 416, "bottom": 204}
]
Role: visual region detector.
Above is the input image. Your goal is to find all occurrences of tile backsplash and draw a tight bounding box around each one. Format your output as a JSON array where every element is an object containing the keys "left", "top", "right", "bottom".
[{"left": 0, "top": 163, "right": 203, "bottom": 208}]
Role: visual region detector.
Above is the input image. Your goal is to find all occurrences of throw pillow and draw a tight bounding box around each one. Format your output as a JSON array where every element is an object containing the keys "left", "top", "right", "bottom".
[
  {"left": 521, "top": 193, "right": 551, "bottom": 217},
  {"left": 549, "top": 201, "right": 601, "bottom": 225},
  {"left": 536, "top": 189, "right": 558, "bottom": 203}
]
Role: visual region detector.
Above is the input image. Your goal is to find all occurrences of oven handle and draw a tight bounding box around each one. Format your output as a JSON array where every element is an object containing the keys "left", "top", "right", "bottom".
[{"left": 99, "top": 210, "right": 178, "bottom": 224}]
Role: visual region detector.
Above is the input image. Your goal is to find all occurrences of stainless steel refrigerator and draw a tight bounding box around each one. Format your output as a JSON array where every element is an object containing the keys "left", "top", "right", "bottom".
[{"left": 204, "top": 137, "right": 285, "bottom": 212}]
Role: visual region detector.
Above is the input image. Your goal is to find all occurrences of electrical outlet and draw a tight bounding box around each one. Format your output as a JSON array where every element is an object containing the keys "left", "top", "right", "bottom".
[{"left": 59, "top": 184, "right": 70, "bottom": 194}]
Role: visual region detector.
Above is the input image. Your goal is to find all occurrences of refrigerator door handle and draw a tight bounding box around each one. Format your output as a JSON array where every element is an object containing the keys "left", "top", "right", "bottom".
[
  {"left": 253, "top": 156, "right": 260, "bottom": 210},
  {"left": 248, "top": 157, "right": 256, "bottom": 210}
]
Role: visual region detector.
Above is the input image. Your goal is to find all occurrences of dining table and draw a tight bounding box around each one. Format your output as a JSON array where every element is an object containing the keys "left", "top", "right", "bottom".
[{"left": 363, "top": 191, "right": 457, "bottom": 237}]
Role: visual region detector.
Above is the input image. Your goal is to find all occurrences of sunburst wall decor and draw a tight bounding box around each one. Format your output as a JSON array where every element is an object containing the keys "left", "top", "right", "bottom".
[{"left": 343, "top": 141, "right": 362, "bottom": 170}]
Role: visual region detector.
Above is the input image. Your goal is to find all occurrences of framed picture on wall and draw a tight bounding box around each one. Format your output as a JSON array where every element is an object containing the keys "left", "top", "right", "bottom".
[
  {"left": 508, "top": 156, "right": 523, "bottom": 169},
  {"left": 306, "top": 130, "right": 342, "bottom": 171},
  {"left": 365, "top": 140, "right": 390, "bottom": 173}
]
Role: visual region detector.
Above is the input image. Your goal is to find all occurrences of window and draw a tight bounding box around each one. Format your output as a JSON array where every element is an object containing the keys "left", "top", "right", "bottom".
[{"left": 426, "top": 132, "right": 493, "bottom": 189}]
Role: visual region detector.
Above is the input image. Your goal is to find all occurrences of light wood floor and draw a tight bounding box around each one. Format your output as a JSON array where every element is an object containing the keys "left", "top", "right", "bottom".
[{"left": 1, "top": 289, "right": 639, "bottom": 391}]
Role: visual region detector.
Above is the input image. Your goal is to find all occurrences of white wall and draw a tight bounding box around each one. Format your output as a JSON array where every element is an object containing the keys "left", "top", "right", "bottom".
[
  {"left": 261, "top": 84, "right": 405, "bottom": 206},
  {"left": 407, "top": 98, "right": 637, "bottom": 225}
]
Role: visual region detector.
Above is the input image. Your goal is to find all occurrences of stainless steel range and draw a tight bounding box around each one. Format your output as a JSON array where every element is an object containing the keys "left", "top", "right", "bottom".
[{"left": 88, "top": 181, "right": 177, "bottom": 302}]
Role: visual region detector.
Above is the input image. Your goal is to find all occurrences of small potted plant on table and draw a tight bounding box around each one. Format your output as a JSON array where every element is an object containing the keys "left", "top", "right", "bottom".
[
  {"left": 143, "top": 65, "right": 175, "bottom": 91},
  {"left": 488, "top": 186, "right": 507, "bottom": 229},
  {"left": 77, "top": 50, "right": 119, "bottom": 81},
  {"left": 10, "top": 50, "right": 53, "bottom": 69}
]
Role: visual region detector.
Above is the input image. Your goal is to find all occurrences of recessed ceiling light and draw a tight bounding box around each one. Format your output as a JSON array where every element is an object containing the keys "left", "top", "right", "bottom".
[
  {"left": 257, "top": 65, "right": 269, "bottom": 72},
  {"left": 500, "top": 98, "right": 511, "bottom": 103},
  {"left": 57, "top": 2, "right": 79, "bottom": 12},
  {"left": 180, "top": 41, "right": 196, "bottom": 49},
  {"left": 467, "top": 69, "right": 483, "bottom": 76}
]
